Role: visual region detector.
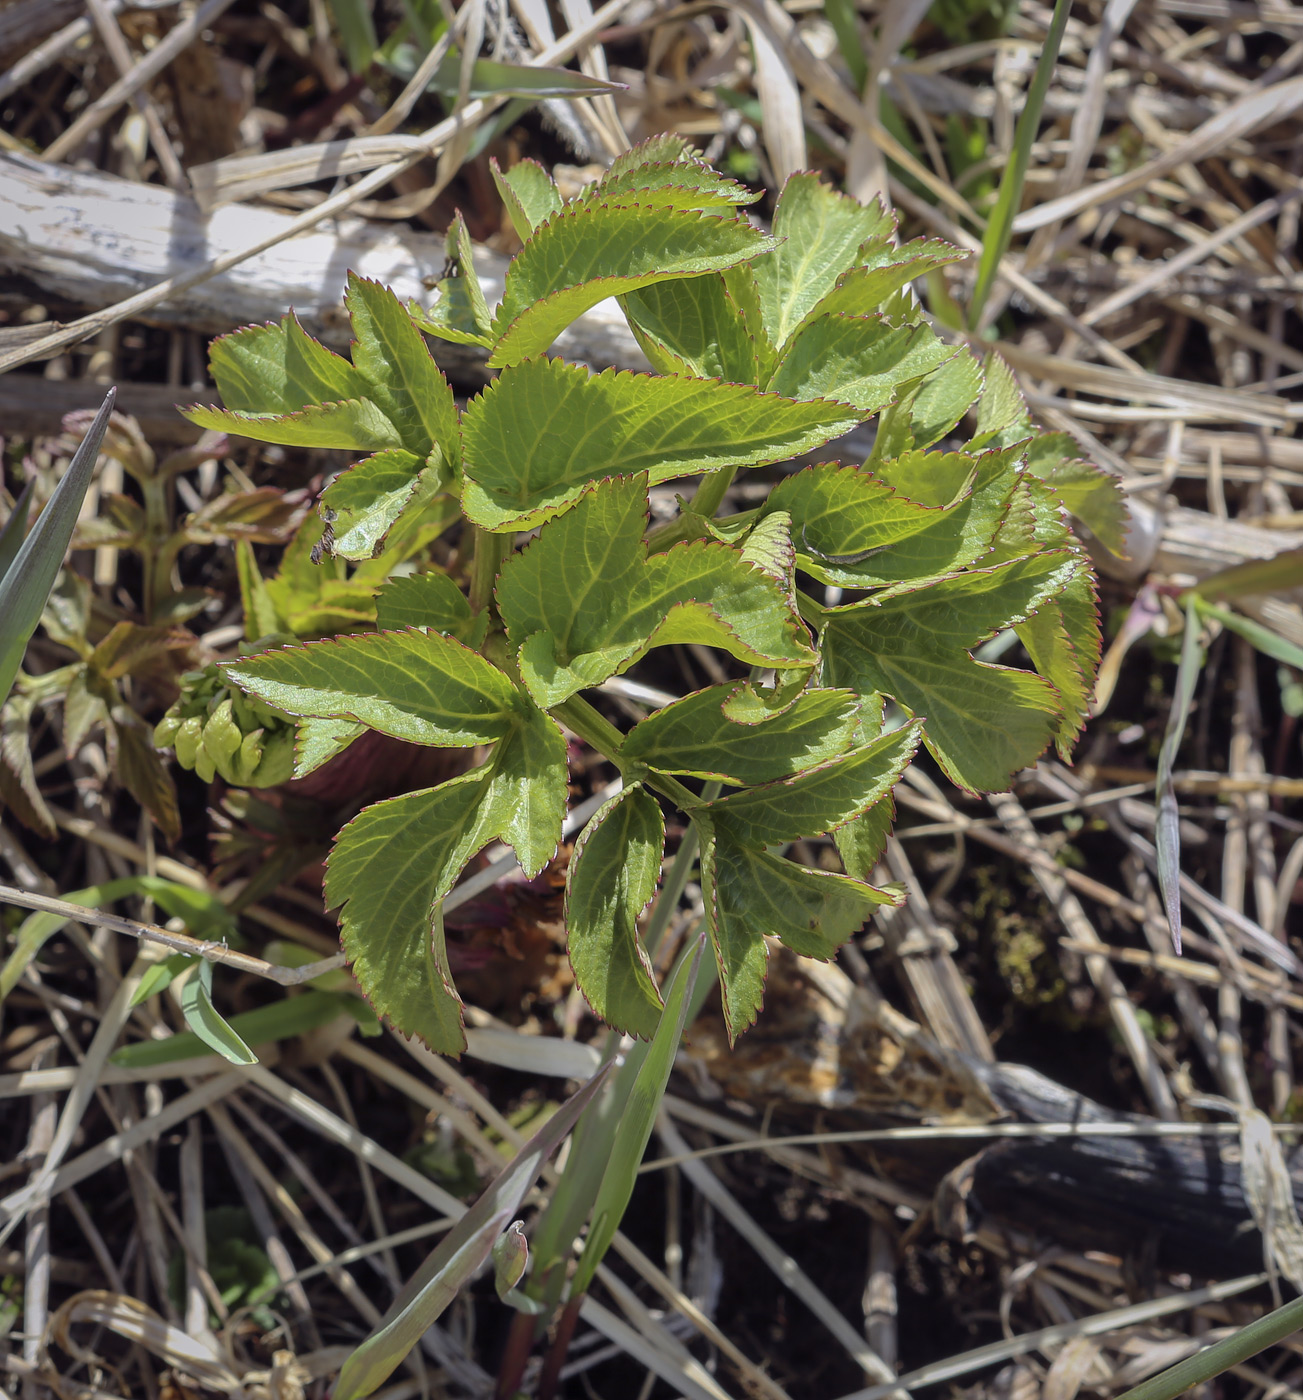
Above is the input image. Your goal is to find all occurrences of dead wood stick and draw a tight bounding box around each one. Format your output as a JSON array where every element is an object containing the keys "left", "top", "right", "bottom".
[{"left": 0, "top": 150, "right": 645, "bottom": 379}]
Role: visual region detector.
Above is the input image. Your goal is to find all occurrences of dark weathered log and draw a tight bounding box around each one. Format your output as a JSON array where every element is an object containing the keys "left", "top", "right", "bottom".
[{"left": 687, "top": 951, "right": 1285, "bottom": 1277}]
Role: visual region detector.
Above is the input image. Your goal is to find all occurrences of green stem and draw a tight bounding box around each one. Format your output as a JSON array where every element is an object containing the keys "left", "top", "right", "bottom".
[
  {"left": 468, "top": 526, "right": 509, "bottom": 615},
  {"left": 687, "top": 466, "right": 737, "bottom": 519},
  {"left": 551, "top": 694, "right": 702, "bottom": 810},
  {"left": 1117, "top": 1291, "right": 1303, "bottom": 1400}
]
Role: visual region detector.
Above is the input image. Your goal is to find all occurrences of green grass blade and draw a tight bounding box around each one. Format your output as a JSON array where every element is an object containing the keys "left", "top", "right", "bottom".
[
  {"left": 1192, "top": 597, "right": 1303, "bottom": 671},
  {"left": 334, "top": 1062, "right": 611, "bottom": 1400},
  {"left": 180, "top": 959, "right": 258, "bottom": 1065},
  {"left": 1118, "top": 1291, "right": 1303, "bottom": 1400},
  {"left": 0, "top": 387, "right": 115, "bottom": 704},
  {"left": 110, "top": 989, "right": 355, "bottom": 1067},
  {"left": 0, "top": 481, "right": 33, "bottom": 579},
  {"left": 571, "top": 935, "right": 704, "bottom": 1297},
  {"left": 967, "top": 0, "right": 1070, "bottom": 330},
  {"left": 1155, "top": 596, "right": 1203, "bottom": 954}
]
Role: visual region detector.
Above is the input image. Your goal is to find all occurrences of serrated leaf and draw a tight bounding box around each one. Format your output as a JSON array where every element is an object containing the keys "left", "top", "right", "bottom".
[
  {"left": 834, "top": 792, "right": 894, "bottom": 879},
  {"left": 706, "top": 722, "right": 922, "bottom": 845},
  {"left": 89, "top": 622, "right": 194, "bottom": 682},
  {"left": 461, "top": 358, "right": 862, "bottom": 530},
  {"left": 967, "top": 352, "right": 1029, "bottom": 450},
  {"left": 770, "top": 446, "right": 1023, "bottom": 587},
  {"left": 181, "top": 398, "right": 402, "bottom": 452},
  {"left": 208, "top": 315, "right": 371, "bottom": 414},
  {"left": 622, "top": 275, "right": 759, "bottom": 383},
  {"left": 821, "top": 553, "right": 1080, "bottom": 792},
  {"left": 410, "top": 213, "right": 496, "bottom": 350},
  {"left": 580, "top": 159, "right": 761, "bottom": 209},
  {"left": 871, "top": 348, "right": 985, "bottom": 458},
  {"left": 374, "top": 571, "right": 482, "bottom": 645},
  {"left": 294, "top": 715, "right": 365, "bottom": 778},
  {"left": 751, "top": 175, "right": 895, "bottom": 353},
  {"left": 324, "top": 713, "right": 567, "bottom": 1049},
  {"left": 768, "top": 312, "right": 952, "bottom": 414},
  {"left": 700, "top": 824, "right": 899, "bottom": 1041},
  {"left": 181, "top": 959, "right": 257, "bottom": 1066},
  {"left": 606, "top": 133, "right": 692, "bottom": 173},
  {"left": 622, "top": 684, "right": 859, "bottom": 783},
  {"left": 496, "top": 474, "right": 815, "bottom": 706},
  {"left": 223, "top": 630, "right": 521, "bottom": 747},
  {"left": 1023, "top": 437, "right": 1127, "bottom": 556},
  {"left": 344, "top": 274, "right": 461, "bottom": 469},
  {"left": 794, "top": 238, "right": 967, "bottom": 331},
  {"left": 487, "top": 701, "right": 568, "bottom": 878},
  {"left": 1014, "top": 558, "right": 1100, "bottom": 757},
  {"left": 489, "top": 204, "right": 779, "bottom": 366},
  {"left": 565, "top": 784, "right": 665, "bottom": 1038},
  {"left": 318, "top": 451, "right": 424, "bottom": 561},
  {"left": 490, "top": 156, "right": 563, "bottom": 239},
  {"left": 63, "top": 668, "right": 108, "bottom": 755}
]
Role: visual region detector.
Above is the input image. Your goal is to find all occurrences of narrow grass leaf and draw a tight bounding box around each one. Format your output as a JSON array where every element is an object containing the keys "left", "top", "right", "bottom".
[
  {"left": 180, "top": 960, "right": 257, "bottom": 1066},
  {"left": 967, "top": 0, "right": 1071, "bottom": 329},
  {"left": 571, "top": 939, "right": 702, "bottom": 1296},
  {"left": 1155, "top": 595, "right": 1203, "bottom": 954},
  {"left": 334, "top": 1063, "right": 611, "bottom": 1400},
  {"left": 0, "top": 388, "right": 114, "bottom": 704}
]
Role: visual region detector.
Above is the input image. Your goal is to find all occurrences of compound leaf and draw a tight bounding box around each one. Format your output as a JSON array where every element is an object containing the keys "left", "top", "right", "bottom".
[
  {"left": 461, "top": 358, "right": 862, "bottom": 530},
  {"left": 318, "top": 450, "right": 425, "bottom": 561},
  {"left": 622, "top": 683, "right": 859, "bottom": 783},
  {"left": 375, "top": 571, "right": 482, "bottom": 645},
  {"left": 324, "top": 713, "right": 567, "bottom": 1051},
  {"left": 752, "top": 176, "right": 894, "bottom": 352},
  {"left": 701, "top": 824, "right": 900, "bottom": 1041},
  {"left": 795, "top": 238, "right": 967, "bottom": 330},
  {"left": 223, "top": 630, "right": 520, "bottom": 747},
  {"left": 490, "top": 156, "right": 564, "bottom": 239},
  {"left": 768, "top": 313, "right": 952, "bottom": 413},
  {"left": 821, "top": 553, "right": 1079, "bottom": 791},
  {"left": 345, "top": 274, "right": 461, "bottom": 469},
  {"left": 622, "top": 275, "right": 759, "bottom": 383},
  {"left": 496, "top": 474, "right": 814, "bottom": 706},
  {"left": 579, "top": 159, "right": 760, "bottom": 210},
  {"left": 182, "top": 398, "right": 402, "bottom": 451},
  {"left": 207, "top": 315, "right": 370, "bottom": 414},
  {"left": 770, "top": 446, "right": 1022, "bottom": 587},
  {"left": 489, "top": 204, "right": 778, "bottom": 366},
  {"left": 871, "top": 347, "right": 985, "bottom": 457},
  {"left": 565, "top": 784, "right": 665, "bottom": 1038},
  {"left": 705, "top": 721, "right": 922, "bottom": 845}
]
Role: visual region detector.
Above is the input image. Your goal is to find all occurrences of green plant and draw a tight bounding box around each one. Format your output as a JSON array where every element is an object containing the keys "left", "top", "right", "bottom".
[
  {"left": 0, "top": 388, "right": 115, "bottom": 706},
  {"left": 177, "top": 135, "right": 1122, "bottom": 1050},
  {"left": 171, "top": 136, "right": 1120, "bottom": 1392}
]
